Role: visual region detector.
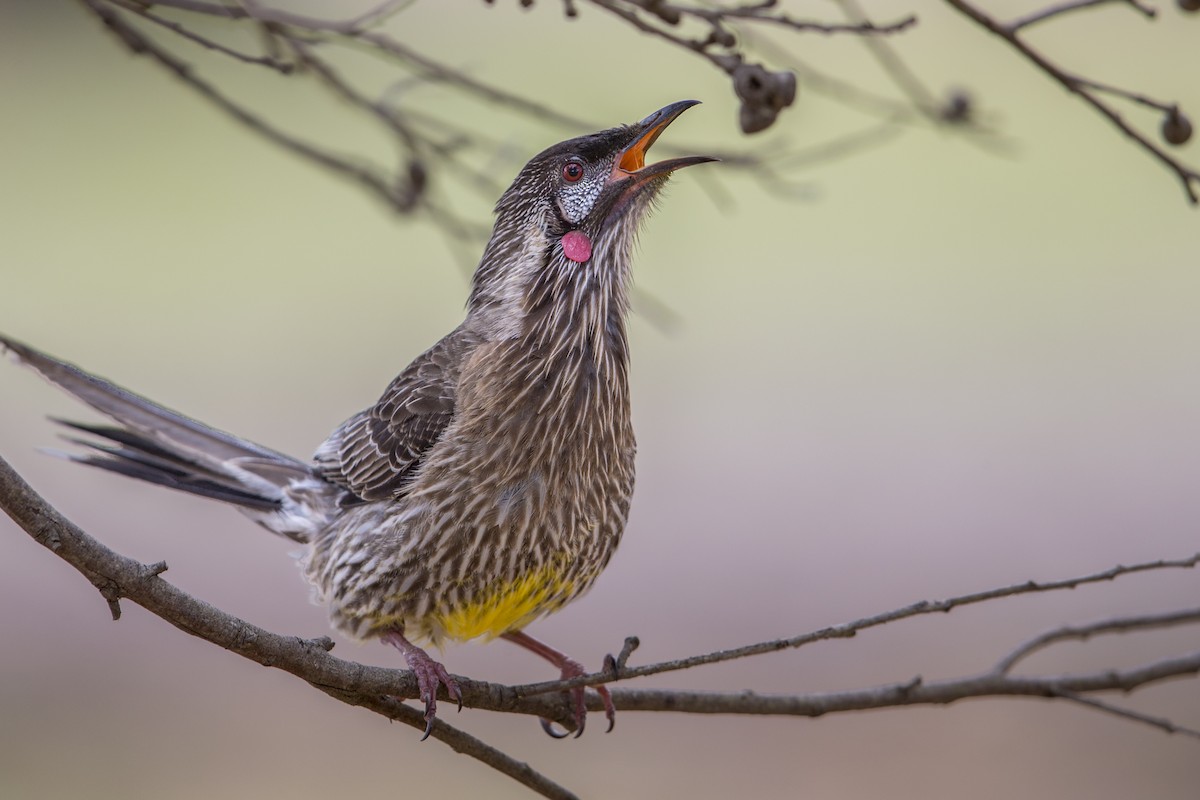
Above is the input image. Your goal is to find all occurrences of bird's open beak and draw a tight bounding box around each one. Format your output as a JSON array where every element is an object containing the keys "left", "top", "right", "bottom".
[{"left": 612, "top": 100, "right": 717, "bottom": 183}]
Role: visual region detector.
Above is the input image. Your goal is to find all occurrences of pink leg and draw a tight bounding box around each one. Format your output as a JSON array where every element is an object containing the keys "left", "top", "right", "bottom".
[
  {"left": 381, "top": 628, "right": 462, "bottom": 740},
  {"left": 502, "top": 630, "right": 616, "bottom": 738}
]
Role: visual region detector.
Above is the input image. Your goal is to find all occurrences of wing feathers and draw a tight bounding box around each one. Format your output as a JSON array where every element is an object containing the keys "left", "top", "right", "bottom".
[{"left": 314, "top": 326, "right": 476, "bottom": 502}]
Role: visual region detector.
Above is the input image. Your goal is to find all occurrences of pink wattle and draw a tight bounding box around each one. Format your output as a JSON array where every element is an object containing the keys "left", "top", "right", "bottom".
[{"left": 561, "top": 230, "right": 592, "bottom": 263}]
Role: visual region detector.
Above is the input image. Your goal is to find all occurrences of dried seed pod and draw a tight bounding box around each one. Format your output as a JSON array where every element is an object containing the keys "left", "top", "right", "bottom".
[
  {"left": 770, "top": 70, "right": 797, "bottom": 112},
  {"left": 941, "top": 90, "right": 974, "bottom": 124},
  {"left": 732, "top": 62, "right": 797, "bottom": 133},
  {"left": 1161, "top": 109, "right": 1193, "bottom": 146},
  {"left": 739, "top": 103, "right": 778, "bottom": 134},
  {"left": 733, "top": 63, "right": 772, "bottom": 106}
]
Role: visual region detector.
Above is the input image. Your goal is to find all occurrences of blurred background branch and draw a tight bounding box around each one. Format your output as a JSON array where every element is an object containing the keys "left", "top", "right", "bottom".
[{"left": 78, "top": 0, "right": 1198, "bottom": 247}]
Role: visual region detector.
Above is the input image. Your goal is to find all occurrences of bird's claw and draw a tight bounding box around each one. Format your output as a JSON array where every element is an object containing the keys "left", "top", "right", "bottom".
[
  {"left": 412, "top": 659, "right": 462, "bottom": 741},
  {"left": 538, "top": 656, "right": 617, "bottom": 739},
  {"left": 540, "top": 717, "right": 571, "bottom": 739},
  {"left": 600, "top": 684, "right": 616, "bottom": 733},
  {"left": 382, "top": 629, "right": 461, "bottom": 741}
]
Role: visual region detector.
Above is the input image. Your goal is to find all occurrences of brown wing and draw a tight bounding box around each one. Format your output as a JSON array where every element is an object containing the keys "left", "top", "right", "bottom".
[{"left": 314, "top": 326, "right": 477, "bottom": 502}]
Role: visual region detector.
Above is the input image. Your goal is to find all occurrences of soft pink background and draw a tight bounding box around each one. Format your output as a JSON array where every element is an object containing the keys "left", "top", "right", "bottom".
[{"left": 2, "top": 3, "right": 1198, "bottom": 798}]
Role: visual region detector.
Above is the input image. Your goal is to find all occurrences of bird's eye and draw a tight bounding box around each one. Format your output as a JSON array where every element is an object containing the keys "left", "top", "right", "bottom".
[{"left": 562, "top": 160, "right": 585, "bottom": 182}]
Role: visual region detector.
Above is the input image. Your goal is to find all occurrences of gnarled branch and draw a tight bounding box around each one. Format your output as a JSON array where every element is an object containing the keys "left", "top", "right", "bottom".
[{"left": 2, "top": 450, "right": 1197, "bottom": 799}]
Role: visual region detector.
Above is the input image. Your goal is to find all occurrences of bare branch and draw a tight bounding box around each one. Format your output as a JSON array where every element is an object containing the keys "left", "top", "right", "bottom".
[
  {"left": 4, "top": 439, "right": 1199, "bottom": 793},
  {"left": 1008, "top": 0, "right": 1154, "bottom": 33},
  {"left": 696, "top": 6, "right": 917, "bottom": 36},
  {"left": 582, "top": 0, "right": 917, "bottom": 38},
  {"left": 743, "top": 29, "right": 920, "bottom": 123},
  {"left": 515, "top": 553, "right": 1200, "bottom": 696},
  {"left": 1054, "top": 691, "right": 1200, "bottom": 739},
  {"left": 1073, "top": 76, "right": 1178, "bottom": 114},
  {"left": 0, "top": 451, "right": 579, "bottom": 800},
  {"left": 322, "top": 691, "right": 581, "bottom": 800},
  {"left": 994, "top": 608, "right": 1200, "bottom": 675},
  {"left": 148, "top": 0, "right": 593, "bottom": 129},
  {"left": 942, "top": 0, "right": 1200, "bottom": 204},
  {"left": 115, "top": 1, "right": 294, "bottom": 71},
  {"left": 79, "top": 0, "right": 419, "bottom": 212},
  {"left": 81, "top": 0, "right": 778, "bottom": 246},
  {"left": 342, "top": 0, "right": 416, "bottom": 33},
  {"left": 584, "top": 0, "right": 734, "bottom": 73},
  {"left": 839, "top": 0, "right": 941, "bottom": 116},
  {"left": 73, "top": 0, "right": 1198, "bottom": 219},
  {"left": 599, "top": 650, "right": 1200, "bottom": 716}
]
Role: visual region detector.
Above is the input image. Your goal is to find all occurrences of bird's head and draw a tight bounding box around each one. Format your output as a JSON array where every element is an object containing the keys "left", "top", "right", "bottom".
[{"left": 468, "top": 101, "right": 714, "bottom": 335}]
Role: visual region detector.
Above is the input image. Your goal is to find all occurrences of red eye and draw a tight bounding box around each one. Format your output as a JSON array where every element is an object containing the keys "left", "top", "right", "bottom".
[{"left": 562, "top": 160, "right": 584, "bottom": 182}]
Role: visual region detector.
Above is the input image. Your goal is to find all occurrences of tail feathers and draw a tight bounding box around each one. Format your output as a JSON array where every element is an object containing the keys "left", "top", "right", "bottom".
[
  {"left": 51, "top": 421, "right": 282, "bottom": 511},
  {"left": 2, "top": 333, "right": 313, "bottom": 509}
]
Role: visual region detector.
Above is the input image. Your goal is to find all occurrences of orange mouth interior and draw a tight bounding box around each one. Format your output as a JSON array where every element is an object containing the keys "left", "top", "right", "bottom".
[{"left": 618, "top": 118, "right": 672, "bottom": 173}]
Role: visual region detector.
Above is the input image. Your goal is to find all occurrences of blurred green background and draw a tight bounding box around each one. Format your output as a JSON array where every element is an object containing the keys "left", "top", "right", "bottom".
[{"left": 2, "top": 2, "right": 1198, "bottom": 798}]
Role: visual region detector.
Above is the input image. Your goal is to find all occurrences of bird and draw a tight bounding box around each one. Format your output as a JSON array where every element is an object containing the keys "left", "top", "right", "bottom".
[{"left": 0, "top": 100, "right": 714, "bottom": 739}]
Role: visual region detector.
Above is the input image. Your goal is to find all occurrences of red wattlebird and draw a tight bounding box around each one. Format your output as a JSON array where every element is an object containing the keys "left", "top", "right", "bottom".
[{"left": 1, "top": 101, "right": 715, "bottom": 739}]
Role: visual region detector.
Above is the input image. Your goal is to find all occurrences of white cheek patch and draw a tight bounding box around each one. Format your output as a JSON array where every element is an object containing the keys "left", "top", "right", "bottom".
[{"left": 557, "top": 174, "right": 605, "bottom": 224}]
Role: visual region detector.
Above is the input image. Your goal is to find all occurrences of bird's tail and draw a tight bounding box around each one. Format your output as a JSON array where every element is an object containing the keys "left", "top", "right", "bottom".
[{"left": 1, "top": 334, "right": 316, "bottom": 534}]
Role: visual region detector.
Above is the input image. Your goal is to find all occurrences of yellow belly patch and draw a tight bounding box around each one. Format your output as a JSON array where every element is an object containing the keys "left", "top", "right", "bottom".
[{"left": 435, "top": 564, "right": 572, "bottom": 642}]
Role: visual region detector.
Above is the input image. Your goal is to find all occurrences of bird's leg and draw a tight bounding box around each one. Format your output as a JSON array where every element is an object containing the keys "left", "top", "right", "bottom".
[
  {"left": 381, "top": 628, "right": 462, "bottom": 740},
  {"left": 502, "top": 630, "right": 616, "bottom": 738}
]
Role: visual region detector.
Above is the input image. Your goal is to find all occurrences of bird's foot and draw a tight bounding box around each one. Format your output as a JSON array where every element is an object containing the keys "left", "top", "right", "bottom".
[
  {"left": 502, "top": 630, "right": 616, "bottom": 738},
  {"left": 547, "top": 654, "right": 616, "bottom": 739},
  {"left": 381, "top": 629, "right": 462, "bottom": 740}
]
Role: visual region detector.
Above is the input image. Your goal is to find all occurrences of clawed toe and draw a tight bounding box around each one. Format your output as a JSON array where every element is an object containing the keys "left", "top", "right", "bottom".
[
  {"left": 414, "top": 659, "right": 462, "bottom": 740},
  {"left": 539, "top": 717, "right": 571, "bottom": 738},
  {"left": 570, "top": 685, "right": 587, "bottom": 738},
  {"left": 382, "top": 628, "right": 461, "bottom": 740},
  {"left": 503, "top": 630, "right": 617, "bottom": 739},
  {"left": 597, "top": 683, "right": 616, "bottom": 733},
  {"left": 537, "top": 678, "right": 611, "bottom": 738}
]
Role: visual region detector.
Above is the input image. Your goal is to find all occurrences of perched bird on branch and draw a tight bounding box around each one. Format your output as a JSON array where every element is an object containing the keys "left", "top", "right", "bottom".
[{"left": 1, "top": 101, "right": 714, "bottom": 739}]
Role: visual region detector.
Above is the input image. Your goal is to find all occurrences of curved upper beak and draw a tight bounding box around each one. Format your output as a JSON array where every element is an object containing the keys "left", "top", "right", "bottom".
[{"left": 612, "top": 100, "right": 718, "bottom": 183}]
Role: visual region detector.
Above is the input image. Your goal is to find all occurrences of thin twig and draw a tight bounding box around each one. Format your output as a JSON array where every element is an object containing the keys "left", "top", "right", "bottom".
[
  {"left": 838, "top": 0, "right": 940, "bottom": 116},
  {"left": 1072, "top": 76, "right": 1177, "bottom": 114},
  {"left": 774, "top": 119, "right": 907, "bottom": 170},
  {"left": 649, "top": 0, "right": 918, "bottom": 36},
  {"left": 113, "top": 0, "right": 293, "bottom": 71},
  {"left": 86, "top": 0, "right": 1197, "bottom": 210},
  {"left": 1007, "top": 0, "right": 1148, "bottom": 33},
  {"left": 1052, "top": 691, "right": 1200, "bottom": 739},
  {"left": 79, "top": 0, "right": 419, "bottom": 212},
  {"left": 152, "top": 0, "right": 595, "bottom": 129},
  {"left": 994, "top": 608, "right": 1200, "bottom": 675},
  {"left": 742, "top": 29, "right": 921, "bottom": 123},
  {"left": 514, "top": 553, "right": 1200, "bottom": 696},
  {"left": 343, "top": 0, "right": 415, "bottom": 33},
  {"left": 320, "top": 690, "right": 581, "bottom": 800},
  {"left": 941, "top": 0, "right": 1199, "bottom": 204},
  {"left": 598, "top": 651, "right": 1200, "bottom": 715},
  {"left": 585, "top": 0, "right": 734, "bottom": 73}
]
